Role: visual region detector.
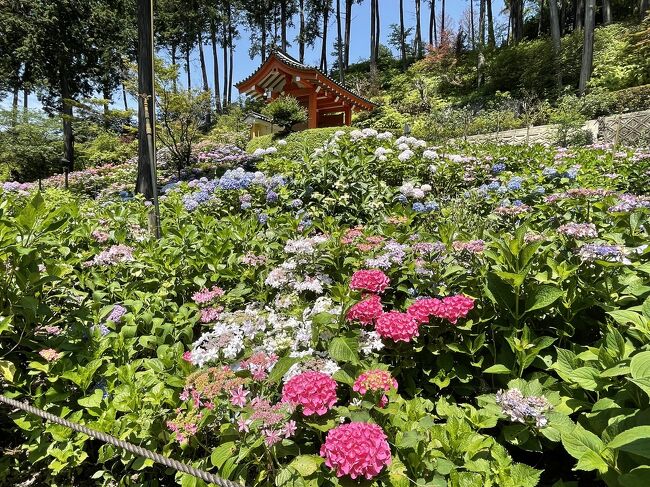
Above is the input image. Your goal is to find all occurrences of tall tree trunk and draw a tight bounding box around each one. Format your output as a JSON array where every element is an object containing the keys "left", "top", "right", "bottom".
[
  {"left": 336, "top": 0, "right": 344, "bottom": 83},
  {"left": 222, "top": 18, "right": 228, "bottom": 106},
  {"left": 261, "top": 11, "right": 267, "bottom": 62},
  {"left": 549, "top": 0, "right": 563, "bottom": 88},
  {"left": 11, "top": 85, "right": 19, "bottom": 127},
  {"left": 60, "top": 73, "right": 74, "bottom": 173},
  {"left": 345, "top": 0, "right": 353, "bottom": 68},
  {"left": 102, "top": 84, "right": 111, "bottom": 127},
  {"left": 281, "top": 0, "right": 288, "bottom": 51},
  {"left": 477, "top": 0, "right": 486, "bottom": 86},
  {"left": 210, "top": 20, "right": 222, "bottom": 113},
  {"left": 122, "top": 83, "right": 129, "bottom": 111},
  {"left": 487, "top": 0, "right": 495, "bottom": 46},
  {"left": 478, "top": 0, "right": 485, "bottom": 49},
  {"left": 575, "top": 0, "right": 584, "bottom": 30},
  {"left": 299, "top": 0, "right": 305, "bottom": 62},
  {"left": 561, "top": 0, "right": 567, "bottom": 33},
  {"left": 400, "top": 0, "right": 407, "bottom": 69},
  {"left": 602, "top": 0, "right": 612, "bottom": 24},
  {"left": 579, "top": 0, "right": 595, "bottom": 95},
  {"left": 441, "top": 0, "right": 446, "bottom": 38},
  {"left": 170, "top": 44, "right": 177, "bottom": 92},
  {"left": 185, "top": 49, "right": 191, "bottom": 91},
  {"left": 228, "top": 9, "right": 234, "bottom": 105},
  {"left": 198, "top": 30, "right": 211, "bottom": 125},
  {"left": 374, "top": 0, "right": 380, "bottom": 61},
  {"left": 321, "top": 6, "right": 329, "bottom": 72},
  {"left": 510, "top": 0, "right": 524, "bottom": 43},
  {"left": 415, "top": 0, "right": 423, "bottom": 57},
  {"left": 538, "top": 0, "right": 544, "bottom": 36},
  {"left": 136, "top": 0, "right": 155, "bottom": 199},
  {"left": 429, "top": 0, "right": 437, "bottom": 47},
  {"left": 470, "top": 0, "right": 476, "bottom": 50},
  {"left": 370, "top": 0, "right": 377, "bottom": 74},
  {"left": 642, "top": 0, "right": 650, "bottom": 18}
]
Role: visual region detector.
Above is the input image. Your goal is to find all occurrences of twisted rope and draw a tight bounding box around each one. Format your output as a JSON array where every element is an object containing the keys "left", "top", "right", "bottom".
[{"left": 0, "top": 394, "right": 244, "bottom": 487}]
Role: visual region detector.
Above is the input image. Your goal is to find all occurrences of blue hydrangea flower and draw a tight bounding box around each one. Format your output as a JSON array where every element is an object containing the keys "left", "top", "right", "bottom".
[
  {"left": 487, "top": 181, "right": 500, "bottom": 191},
  {"left": 491, "top": 162, "right": 506, "bottom": 174},
  {"left": 258, "top": 213, "right": 268, "bottom": 224},
  {"left": 507, "top": 177, "right": 524, "bottom": 191},
  {"left": 266, "top": 190, "right": 279, "bottom": 202},
  {"left": 542, "top": 167, "right": 559, "bottom": 179},
  {"left": 565, "top": 167, "right": 579, "bottom": 180},
  {"left": 412, "top": 202, "right": 426, "bottom": 212}
]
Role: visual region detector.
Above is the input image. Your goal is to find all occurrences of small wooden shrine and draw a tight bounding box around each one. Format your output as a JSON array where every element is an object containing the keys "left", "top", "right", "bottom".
[{"left": 236, "top": 50, "right": 377, "bottom": 133}]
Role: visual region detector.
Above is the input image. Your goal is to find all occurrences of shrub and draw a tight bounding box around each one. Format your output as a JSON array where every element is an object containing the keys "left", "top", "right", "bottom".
[
  {"left": 247, "top": 127, "right": 354, "bottom": 173},
  {"left": 261, "top": 95, "right": 308, "bottom": 133},
  {"left": 77, "top": 131, "right": 137, "bottom": 167}
]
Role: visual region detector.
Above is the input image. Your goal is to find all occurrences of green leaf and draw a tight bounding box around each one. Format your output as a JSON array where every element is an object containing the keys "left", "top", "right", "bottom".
[
  {"left": 267, "top": 357, "right": 300, "bottom": 383},
  {"left": 607, "top": 426, "right": 650, "bottom": 459},
  {"left": 630, "top": 351, "right": 650, "bottom": 380},
  {"left": 78, "top": 389, "right": 103, "bottom": 409},
  {"left": 525, "top": 285, "right": 564, "bottom": 313},
  {"left": 509, "top": 463, "right": 542, "bottom": 487},
  {"left": 561, "top": 423, "right": 605, "bottom": 463},
  {"left": 483, "top": 364, "right": 511, "bottom": 375},
  {"left": 570, "top": 367, "right": 603, "bottom": 391},
  {"left": 620, "top": 466, "right": 650, "bottom": 487},
  {"left": 575, "top": 449, "right": 609, "bottom": 473},
  {"left": 328, "top": 336, "right": 359, "bottom": 364},
  {"left": 289, "top": 455, "right": 323, "bottom": 477},
  {"left": 211, "top": 442, "right": 236, "bottom": 469},
  {"left": 0, "top": 359, "right": 16, "bottom": 382}
]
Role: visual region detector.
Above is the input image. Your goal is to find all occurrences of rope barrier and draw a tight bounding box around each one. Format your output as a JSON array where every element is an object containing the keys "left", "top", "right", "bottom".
[{"left": 0, "top": 394, "right": 245, "bottom": 487}]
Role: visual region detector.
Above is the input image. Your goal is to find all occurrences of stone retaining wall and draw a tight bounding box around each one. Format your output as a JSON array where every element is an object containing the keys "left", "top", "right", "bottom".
[{"left": 463, "top": 110, "right": 650, "bottom": 146}]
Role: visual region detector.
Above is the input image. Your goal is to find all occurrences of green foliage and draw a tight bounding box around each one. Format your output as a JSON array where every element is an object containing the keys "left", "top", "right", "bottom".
[
  {"left": 76, "top": 130, "right": 137, "bottom": 167},
  {"left": 261, "top": 95, "right": 308, "bottom": 132},
  {"left": 0, "top": 109, "right": 62, "bottom": 181},
  {"left": 247, "top": 127, "right": 354, "bottom": 174},
  {"left": 549, "top": 93, "right": 589, "bottom": 146}
]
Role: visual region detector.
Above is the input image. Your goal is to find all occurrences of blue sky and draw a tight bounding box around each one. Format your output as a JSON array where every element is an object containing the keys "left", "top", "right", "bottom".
[
  {"left": 8, "top": 1, "right": 508, "bottom": 110},
  {"left": 187, "top": 1, "right": 506, "bottom": 94}
]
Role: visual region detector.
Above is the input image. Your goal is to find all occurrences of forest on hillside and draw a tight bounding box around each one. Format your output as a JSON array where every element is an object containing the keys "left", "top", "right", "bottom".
[{"left": 1, "top": 1, "right": 649, "bottom": 183}]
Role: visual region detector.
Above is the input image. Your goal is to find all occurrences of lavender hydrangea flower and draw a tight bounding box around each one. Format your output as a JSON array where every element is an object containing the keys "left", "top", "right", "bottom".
[
  {"left": 107, "top": 305, "right": 127, "bottom": 323},
  {"left": 496, "top": 388, "right": 551, "bottom": 428}
]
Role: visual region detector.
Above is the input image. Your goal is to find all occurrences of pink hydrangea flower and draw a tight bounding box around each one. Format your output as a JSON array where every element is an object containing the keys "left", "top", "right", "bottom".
[
  {"left": 439, "top": 295, "right": 475, "bottom": 324},
  {"left": 407, "top": 295, "right": 475, "bottom": 324},
  {"left": 407, "top": 298, "right": 443, "bottom": 324},
  {"left": 230, "top": 386, "right": 249, "bottom": 407},
  {"left": 182, "top": 351, "right": 193, "bottom": 362},
  {"left": 350, "top": 270, "right": 390, "bottom": 294},
  {"left": 353, "top": 369, "right": 398, "bottom": 407},
  {"left": 320, "top": 422, "right": 391, "bottom": 479},
  {"left": 200, "top": 306, "right": 223, "bottom": 323},
  {"left": 192, "top": 286, "right": 225, "bottom": 305},
  {"left": 346, "top": 294, "right": 383, "bottom": 325},
  {"left": 39, "top": 348, "right": 62, "bottom": 362},
  {"left": 282, "top": 371, "right": 337, "bottom": 416},
  {"left": 375, "top": 311, "right": 419, "bottom": 342},
  {"left": 91, "top": 230, "right": 110, "bottom": 243}
]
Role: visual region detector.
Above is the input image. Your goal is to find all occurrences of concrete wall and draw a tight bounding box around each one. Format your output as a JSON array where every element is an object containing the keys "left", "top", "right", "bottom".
[{"left": 463, "top": 109, "right": 650, "bottom": 146}]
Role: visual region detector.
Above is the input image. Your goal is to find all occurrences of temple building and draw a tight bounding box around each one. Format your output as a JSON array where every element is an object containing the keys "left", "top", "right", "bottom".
[{"left": 236, "top": 51, "right": 377, "bottom": 135}]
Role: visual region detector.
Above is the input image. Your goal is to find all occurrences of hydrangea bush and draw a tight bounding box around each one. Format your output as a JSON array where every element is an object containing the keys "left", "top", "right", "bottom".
[{"left": 1, "top": 134, "right": 649, "bottom": 486}]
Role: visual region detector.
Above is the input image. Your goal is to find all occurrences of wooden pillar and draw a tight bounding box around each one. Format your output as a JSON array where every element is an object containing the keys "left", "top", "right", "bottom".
[
  {"left": 308, "top": 94, "right": 318, "bottom": 129},
  {"left": 344, "top": 104, "right": 352, "bottom": 126}
]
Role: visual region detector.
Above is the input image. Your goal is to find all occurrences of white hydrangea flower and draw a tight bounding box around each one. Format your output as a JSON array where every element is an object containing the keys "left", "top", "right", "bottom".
[{"left": 398, "top": 149, "right": 414, "bottom": 162}]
